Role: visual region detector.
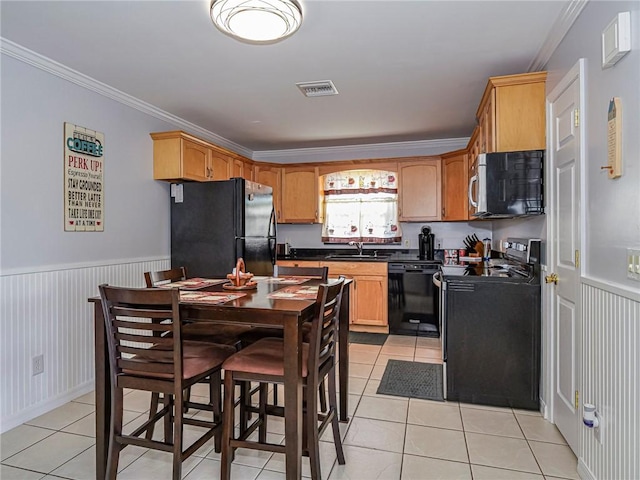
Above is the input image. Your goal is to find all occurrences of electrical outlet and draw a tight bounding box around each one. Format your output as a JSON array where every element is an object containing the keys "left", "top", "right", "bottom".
[
  {"left": 32, "top": 354, "right": 44, "bottom": 376},
  {"left": 628, "top": 249, "right": 640, "bottom": 281},
  {"left": 404, "top": 239, "right": 410, "bottom": 247}
]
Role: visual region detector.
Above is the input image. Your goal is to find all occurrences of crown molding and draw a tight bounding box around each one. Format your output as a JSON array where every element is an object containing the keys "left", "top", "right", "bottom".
[
  {"left": 252, "top": 137, "right": 470, "bottom": 163},
  {"left": 528, "top": 0, "right": 589, "bottom": 72},
  {"left": 0, "top": 38, "right": 253, "bottom": 158},
  {"left": 2, "top": 37, "right": 470, "bottom": 162}
]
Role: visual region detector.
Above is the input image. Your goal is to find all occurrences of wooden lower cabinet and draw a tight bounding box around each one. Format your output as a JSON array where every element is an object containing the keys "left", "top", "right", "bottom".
[
  {"left": 275, "top": 260, "right": 320, "bottom": 268},
  {"left": 276, "top": 260, "right": 388, "bottom": 332}
]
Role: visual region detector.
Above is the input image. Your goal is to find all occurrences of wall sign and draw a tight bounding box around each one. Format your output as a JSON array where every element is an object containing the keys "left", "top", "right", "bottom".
[
  {"left": 604, "top": 98, "right": 622, "bottom": 179},
  {"left": 64, "top": 122, "right": 104, "bottom": 231}
]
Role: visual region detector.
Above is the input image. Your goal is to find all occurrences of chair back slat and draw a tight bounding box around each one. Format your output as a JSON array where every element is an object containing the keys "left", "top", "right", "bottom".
[
  {"left": 274, "top": 265, "right": 328, "bottom": 281},
  {"left": 115, "top": 332, "right": 174, "bottom": 346},
  {"left": 144, "top": 267, "right": 187, "bottom": 288},
  {"left": 118, "top": 358, "right": 175, "bottom": 375},
  {"left": 99, "top": 284, "right": 183, "bottom": 382},
  {"left": 307, "top": 277, "right": 344, "bottom": 383},
  {"left": 113, "top": 319, "right": 171, "bottom": 333}
]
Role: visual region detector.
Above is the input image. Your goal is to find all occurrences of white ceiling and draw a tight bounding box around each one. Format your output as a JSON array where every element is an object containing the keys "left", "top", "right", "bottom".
[{"left": 0, "top": 1, "right": 573, "bottom": 154}]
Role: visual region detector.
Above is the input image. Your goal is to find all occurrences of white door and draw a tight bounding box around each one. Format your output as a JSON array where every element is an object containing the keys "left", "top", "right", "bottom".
[{"left": 546, "top": 60, "right": 584, "bottom": 453}]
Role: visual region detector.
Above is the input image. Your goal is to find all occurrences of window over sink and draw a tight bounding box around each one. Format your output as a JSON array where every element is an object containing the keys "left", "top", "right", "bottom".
[{"left": 321, "top": 169, "right": 402, "bottom": 244}]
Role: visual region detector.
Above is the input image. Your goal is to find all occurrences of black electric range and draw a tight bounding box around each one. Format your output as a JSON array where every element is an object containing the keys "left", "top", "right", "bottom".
[{"left": 439, "top": 238, "right": 542, "bottom": 410}]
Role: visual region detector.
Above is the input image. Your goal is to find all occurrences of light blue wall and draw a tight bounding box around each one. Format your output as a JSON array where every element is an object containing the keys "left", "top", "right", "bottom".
[
  {"left": 0, "top": 55, "right": 176, "bottom": 273},
  {"left": 545, "top": 0, "right": 640, "bottom": 288}
]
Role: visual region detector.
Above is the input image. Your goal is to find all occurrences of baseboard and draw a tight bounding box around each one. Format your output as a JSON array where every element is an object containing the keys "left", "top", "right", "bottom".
[
  {"left": 349, "top": 325, "right": 389, "bottom": 334},
  {"left": 577, "top": 457, "right": 596, "bottom": 480},
  {"left": 0, "top": 381, "right": 94, "bottom": 434}
]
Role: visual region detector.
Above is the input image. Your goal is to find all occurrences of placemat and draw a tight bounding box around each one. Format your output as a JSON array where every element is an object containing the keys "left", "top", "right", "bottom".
[
  {"left": 268, "top": 285, "right": 318, "bottom": 300},
  {"left": 377, "top": 359, "right": 444, "bottom": 401},
  {"left": 157, "top": 278, "right": 227, "bottom": 290},
  {"left": 179, "top": 291, "right": 245, "bottom": 304},
  {"left": 261, "top": 277, "right": 311, "bottom": 285}
]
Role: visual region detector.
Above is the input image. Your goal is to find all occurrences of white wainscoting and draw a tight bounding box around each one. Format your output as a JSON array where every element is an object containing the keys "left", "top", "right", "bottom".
[
  {"left": 579, "top": 279, "right": 640, "bottom": 480},
  {"left": 0, "top": 257, "right": 170, "bottom": 433}
]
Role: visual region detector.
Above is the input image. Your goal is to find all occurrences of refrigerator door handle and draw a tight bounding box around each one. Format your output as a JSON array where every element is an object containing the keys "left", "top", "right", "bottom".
[{"left": 268, "top": 208, "right": 277, "bottom": 238}]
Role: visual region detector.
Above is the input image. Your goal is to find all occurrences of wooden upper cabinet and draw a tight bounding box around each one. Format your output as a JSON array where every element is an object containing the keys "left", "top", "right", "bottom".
[
  {"left": 281, "top": 165, "right": 319, "bottom": 223},
  {"left": 441, "top": 149, "right": 469, "bottom": 221},
  {"left": 151, "top": 131, "right": 256, "bottom": 184},
  {"left": 255, "top": 165, "right": 282, "bottom": 222},
  {"left": 210, "top": 150, "right": 232, "bottom": 181},
  {"left": 232, "top": 158, "right": 245, "bottom": 179},
  {"left": 152, "top": 132, "right": 213, "bottom": 181},
  {"left": 398, "top": 159, "right": 441, "bottom": 222},
  {"left": 476, "top": 71, "right": 547, "bottom": 153}
]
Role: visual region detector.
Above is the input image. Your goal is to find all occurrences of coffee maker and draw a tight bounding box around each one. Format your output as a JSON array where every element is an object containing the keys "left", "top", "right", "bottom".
[{"left": 418, "top": 226, "right": 435, "bottom": 260}]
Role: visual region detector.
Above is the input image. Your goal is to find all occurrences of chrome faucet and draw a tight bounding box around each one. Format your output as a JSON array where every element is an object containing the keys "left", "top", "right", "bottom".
[{"left": 348, "top": 241, "right": 364, "bottom": 255}]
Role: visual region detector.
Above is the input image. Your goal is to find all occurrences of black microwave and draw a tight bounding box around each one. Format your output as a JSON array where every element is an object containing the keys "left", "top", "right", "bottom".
[{"left": 468, "top": 150, "right": 544, "bottom": 218}]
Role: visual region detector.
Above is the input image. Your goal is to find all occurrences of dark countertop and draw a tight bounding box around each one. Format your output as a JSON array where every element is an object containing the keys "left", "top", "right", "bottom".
[{"left": 278, "top": 248, "right": 445, "bottom": 264}]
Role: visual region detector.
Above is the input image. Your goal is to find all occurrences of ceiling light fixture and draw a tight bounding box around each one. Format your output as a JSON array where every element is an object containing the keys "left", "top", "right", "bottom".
[{"left": 210, "top": 0, "right": 303, "bottom": 44}]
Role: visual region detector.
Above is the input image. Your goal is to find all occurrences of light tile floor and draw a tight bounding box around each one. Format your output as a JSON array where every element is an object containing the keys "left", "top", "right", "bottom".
[{"left": 0, "top": 335, "right": 579, "bottom": 480}]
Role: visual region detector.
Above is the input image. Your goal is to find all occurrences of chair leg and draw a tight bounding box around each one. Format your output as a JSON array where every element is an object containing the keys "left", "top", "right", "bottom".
[
  {"left": 106, "top": 387, "right": 124, "bottom": 480},
  {"left": 172, "top": 387, "right": 184, "bottom": 480},
  {"left": 328, "top": 368, "right": 345, "bottom": 465},
  {"left": 146, "top": 392, "right": 160, "bottom": 440},
  {"left": 318, "top": 379, "right": 327, "bottom": 412},
  {"left": 258, "top": 383, "right": 268, "bottom": 443},
  {"left": 163, "top": 394, "right": 174, "bottom": 442},
  {"left": 272, "top": 382, "right": 279, "bottom": 406},
  {"left": 239, "top": 381, "right": 251, "bottom": 435},
  {"left": 184, "top": 386, "right": 191, "bottom": 413},
  {"left": 306, "top": 379, "right": 321, "bottom": 480},
  {"left": 221, "top": 372, "right": 235, "bottom": 480},
  {"left": 212, "top": 372, "right": 222, "bottom": 453}
]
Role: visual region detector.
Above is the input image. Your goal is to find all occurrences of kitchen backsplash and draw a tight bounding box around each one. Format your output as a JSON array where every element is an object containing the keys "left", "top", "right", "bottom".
[{"left": 278, "top": 221, "right": 493, "bottom": 251}]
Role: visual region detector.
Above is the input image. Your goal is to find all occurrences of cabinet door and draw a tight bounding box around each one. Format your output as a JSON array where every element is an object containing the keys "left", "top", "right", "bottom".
[
  {"left": 255, "top": 166, "right": 282, "bottom": 222},
  {"left": 182, "top": 140, "right": 211, "bottom": 181},
  {"left": 281, "top": 166, "right": 319, "bottom": 223},
  {"left": 442, "top": 151, "right": 469, "bottom": 221},
  {"left": 398, "top": 160, "right": 441, "bottom": 221},
  {"left": 478, "top": 89, "right": 495, "bottom": 153},
  {"left": 495, "top": 80, "right": 546, "bottom": 151},
  {"left": 353, "top": 276, "right": 387, "bottom": 326},
  {"left": 232, "top": 158, "right": 245, "bottom": 179},
  {"left": 210, "top": 151, "right": 232, "bottom": 181}
]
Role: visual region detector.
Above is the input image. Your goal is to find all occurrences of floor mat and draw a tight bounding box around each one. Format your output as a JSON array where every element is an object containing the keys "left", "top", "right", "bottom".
[
  {"left": 377, "top": 359, "right": 444, "bottom": 401},
  {"left": 348, "top": 332, "right": 388, "bottom": 345}
]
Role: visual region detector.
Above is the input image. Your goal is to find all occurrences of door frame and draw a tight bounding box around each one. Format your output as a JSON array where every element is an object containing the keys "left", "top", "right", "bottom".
[{"left": 543, "top": 59, "right": 586, "bottom": 451}]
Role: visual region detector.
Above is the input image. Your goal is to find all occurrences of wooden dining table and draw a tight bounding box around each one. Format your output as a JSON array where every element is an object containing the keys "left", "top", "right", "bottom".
[{"left": 89, "top": 276, "right": 351, "bottom": 480}]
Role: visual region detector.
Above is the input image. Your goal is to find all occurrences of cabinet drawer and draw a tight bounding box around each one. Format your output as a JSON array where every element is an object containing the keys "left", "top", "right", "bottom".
[
  {"left": 322, "top": 261, "right": 387, "bottom": 276},
  {"left": 276, "top": 260, "right": 320, "bottom": 268}
]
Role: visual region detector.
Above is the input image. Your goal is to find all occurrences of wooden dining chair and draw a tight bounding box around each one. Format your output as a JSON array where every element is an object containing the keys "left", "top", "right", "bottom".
[
  {"left": 238, "top": 265, "right": 329, "bottom": 406},
  {"left": 144, "top": 267, "right": 252, "bottom": 416},
  {"left": 144, "top": 267, "right": 251, "bottom": 348},
  {"left": 220, "top": 277, "right": 346, "bottom": 480},
  {"left": 239, "top": 265, "right": 328, "bottom": 347},
  {"left": 98, "top": 284, "right": 236, "bottom": 480}
]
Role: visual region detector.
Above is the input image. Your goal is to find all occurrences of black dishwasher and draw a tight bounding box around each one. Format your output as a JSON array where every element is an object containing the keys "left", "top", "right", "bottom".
[{"left": 388, "top": 261, "right": 441, "bottom": 337}]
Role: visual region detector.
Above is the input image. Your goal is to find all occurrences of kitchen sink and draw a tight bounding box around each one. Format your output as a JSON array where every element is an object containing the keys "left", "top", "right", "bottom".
[{"left": 325, "top": 253, "right": 391, "bottom": 259}]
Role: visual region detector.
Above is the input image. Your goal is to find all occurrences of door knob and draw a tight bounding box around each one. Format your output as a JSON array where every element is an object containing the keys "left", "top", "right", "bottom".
[{"left": 545, "top": 273, "right": 558, "bottom": 285}]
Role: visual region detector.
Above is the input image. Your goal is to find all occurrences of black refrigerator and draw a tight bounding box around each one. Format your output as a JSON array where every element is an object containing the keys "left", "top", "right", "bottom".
[{"left": 171, "top": 178, "right": 276, "bottom": 278}]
